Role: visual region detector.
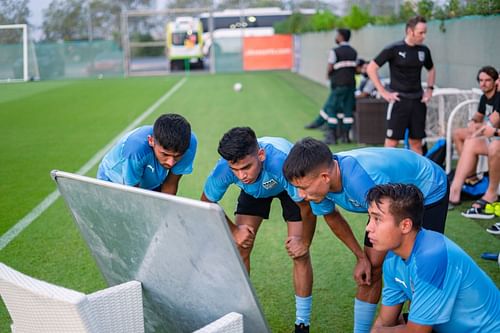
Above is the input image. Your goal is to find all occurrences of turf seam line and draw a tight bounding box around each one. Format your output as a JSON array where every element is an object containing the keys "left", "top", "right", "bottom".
[{"left": 0, "top": 77, "right": 187, "bottom": 251}]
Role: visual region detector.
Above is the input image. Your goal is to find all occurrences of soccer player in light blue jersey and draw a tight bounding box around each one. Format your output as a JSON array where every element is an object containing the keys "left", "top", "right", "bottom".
[
  {"left": 283, "top": 138, "right": 449, "bottom": 333},
  {"left": 367, "top": 183, "right": 500, "bottom": 332},
  {"left": 201, "top": 127, "right": 316, "bottom": 333},
  {"left": 97, "top": 113, "right": 197, "bottom": 195}
]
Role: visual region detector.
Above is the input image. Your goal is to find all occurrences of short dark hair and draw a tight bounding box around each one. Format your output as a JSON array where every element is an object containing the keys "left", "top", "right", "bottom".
[
  {"left": 153, "top": 113, "right": 191, "bottom": 154},
  {"left": 366, "top": 183, "right": 424, "bottom": 230},
  {"left": 406, "top": 15, "right": 426, "bottom": 31},
  {"left": 356, "top": 58, "right": 366, "bottom": 67},
  {"left": 337, "top": 28, "right": 351, "bottom": 42},
  {"left": 477, "top": 66, "right": 499, "bottom": 82},
  {"left": 217, "top": 127, "right": 259, "bottom": 163},
  {"left": 283, "top": 137, "right": 333, "bottom": 181}
]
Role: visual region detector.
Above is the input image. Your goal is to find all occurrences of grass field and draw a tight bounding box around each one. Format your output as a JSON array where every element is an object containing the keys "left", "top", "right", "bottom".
[{"left": 0, "top": 72, "right": 498, "bottom": 332}]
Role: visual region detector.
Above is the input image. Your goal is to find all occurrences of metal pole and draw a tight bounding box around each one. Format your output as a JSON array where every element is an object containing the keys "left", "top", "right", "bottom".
[
  {"left": 23, "top": 24, "right": 28, "bottom": 81},
  {"left": 209, "top": 7, "right": 215, "bottom": 74},
  {"left": 87, "top": 0, "right": 93, "bottom": 42},
  {"left": 121, "top": 10, "right": 130, "bottom": 77}
]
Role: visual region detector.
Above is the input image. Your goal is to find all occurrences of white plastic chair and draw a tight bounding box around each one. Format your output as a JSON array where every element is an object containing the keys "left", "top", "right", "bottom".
[
  {"left": 193, "top": 312, "right": 244, "bottom": 333},
  {"left": 0, "top": 262, "right": 144, "bottom": 333}
]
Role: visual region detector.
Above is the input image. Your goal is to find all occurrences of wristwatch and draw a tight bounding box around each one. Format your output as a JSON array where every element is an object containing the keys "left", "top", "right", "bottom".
[
  {"left": 427, "top": 86, "right": 434, "bottom": 90},
  {"left": 495, "top": 128, "right": 499, "bottom": 137}
]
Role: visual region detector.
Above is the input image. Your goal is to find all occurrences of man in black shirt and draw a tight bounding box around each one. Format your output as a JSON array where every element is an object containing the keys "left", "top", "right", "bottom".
[
  {"left": 367, "top": 15, "right": 435, "bottom": 154},
  {"left": 452, "top": 66, "right": 498, "bottom": 156},
  {"left": 305, "top": 28, "right": 357, "bottom": 145}
]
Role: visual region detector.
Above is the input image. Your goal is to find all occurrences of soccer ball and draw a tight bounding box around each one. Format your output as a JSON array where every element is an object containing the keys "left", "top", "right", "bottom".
[{"left": 233, "top": 82, "right": 242, "bottom": 92}]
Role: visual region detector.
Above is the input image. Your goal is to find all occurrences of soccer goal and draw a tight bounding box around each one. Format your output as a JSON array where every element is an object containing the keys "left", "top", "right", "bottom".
[{"left": 0, "top": 24, "right": 39, "bottom": 82}]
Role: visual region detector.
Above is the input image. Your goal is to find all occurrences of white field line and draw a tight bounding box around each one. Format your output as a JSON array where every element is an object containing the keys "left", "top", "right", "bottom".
[{"left": 0, "top": 77, "right": 187, "bottom": 251}]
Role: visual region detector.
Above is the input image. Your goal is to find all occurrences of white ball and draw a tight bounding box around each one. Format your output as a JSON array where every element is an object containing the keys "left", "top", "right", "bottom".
[{"left": 233, "top": 82, "right": 242, "bottom": 92}]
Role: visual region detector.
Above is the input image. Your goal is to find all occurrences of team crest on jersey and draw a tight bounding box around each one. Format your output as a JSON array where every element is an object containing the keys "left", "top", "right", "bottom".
[
  {"left": 418, "top": 51, "right": 425, "bottom": 62},
  {"left": 262, "top": 179, "right": 278, "bottom": 190}
]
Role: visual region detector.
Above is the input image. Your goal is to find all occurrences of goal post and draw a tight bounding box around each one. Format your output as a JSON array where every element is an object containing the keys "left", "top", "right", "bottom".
[{"left": 0, "top": 24, "right": 30, "bottom": 82}]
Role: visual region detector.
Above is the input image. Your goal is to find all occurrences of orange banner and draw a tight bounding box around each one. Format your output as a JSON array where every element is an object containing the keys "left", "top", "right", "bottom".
[{"left": 243, "top": 35, "right": 293, "bottom": 71}]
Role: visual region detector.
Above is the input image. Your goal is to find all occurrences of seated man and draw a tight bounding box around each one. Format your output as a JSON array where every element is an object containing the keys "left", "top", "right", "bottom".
[
  {"left": 201, "top": 127, "right": 315, "bottom": 333},
  {"left": 97, "top": 113, "right": 197, "bottom": 195},
  {"left": 355, "top": 58, "right": 376, "bottom": 99},
  {"left": 452, "top": 66, "right": 498, "bottom": 156},
  {"left": 367, "top": 183, "right": 500, "bottom": 332},
  {"left": 449, "top": 102, "right": 500, "bottom": 218}
]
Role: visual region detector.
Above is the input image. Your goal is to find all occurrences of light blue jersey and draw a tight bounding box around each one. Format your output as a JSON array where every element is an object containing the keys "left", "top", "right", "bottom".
[
  {"left": 203, "top": 137, "right": 299, "bottom": 202},
  {"left": 382, "top": 229, "right": 500, "bottom": 332},
  {"left": 97, "top": 126, "right": 197, "bottom": 190},
  {"left": 309, "top": 148, "right": 447, "bottom": 216}
]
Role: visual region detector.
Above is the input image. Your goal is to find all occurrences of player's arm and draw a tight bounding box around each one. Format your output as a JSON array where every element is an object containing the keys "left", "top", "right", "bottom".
[
  {"left": 160, "top": 172, "right": 182, "bottom": 195},
  {"left": 285, "top": 200, "right": 317, "bottom": 259},
  {"left": 200, "top": 192, "right": 255, "bottom": 248},
  {"left": 371, "top": 303, "right": 433, "bottom": 333},
  {"left": 468, "top": 111, "right": 485, "bottom": 131},
  {"left": 326, "top": 49, "right": 335, "bottom": 79},
  {"left": 367, "top": 60, "right": 399, "bottom": 103},
  {"left": 327, "top": 63, "right": 335, "bottom": 79},
  {"left": 422, "top": 66, "right": 436, "bottom": 103},
  {"left": 323, "top": 210, "right": 371, "bottom": 286}
]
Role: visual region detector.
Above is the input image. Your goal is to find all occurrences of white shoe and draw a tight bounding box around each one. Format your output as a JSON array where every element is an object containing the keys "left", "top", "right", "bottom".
[{"left": 461, "top": 207, "right": 495, "bottom": 219}]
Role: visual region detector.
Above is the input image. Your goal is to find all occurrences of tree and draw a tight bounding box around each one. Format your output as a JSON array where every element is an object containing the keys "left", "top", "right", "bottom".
[
  {"left": 0, "top": 0, "right": 30, "bottom": 25},
  {"left": 0, "top": 0, "right": 30, "bottom": 43},
  {"left": 417, "top": 0, "right": 434, "bottom": 19},
  {"left": 42, "top": 0, "right": 87, "bottom": 41},
  {"left": 309, "top": 10, "right": 338, "bottom": 32},
  {"left": 339, "top": 5, "right": 372, "bottom": 30}
]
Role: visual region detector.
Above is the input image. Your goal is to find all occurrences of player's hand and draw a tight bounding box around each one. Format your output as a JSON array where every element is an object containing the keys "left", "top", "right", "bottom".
[
  {"left": 421, "top": 89, "right": 433, "bottom": 104},
  {"left": 472, "top": 125, "right": 487, "bottom": 138},
  {"left": 353, "top": 256, "right": 372, "bottom": 286},
  {"left": 381, "top": 90, "right": 400, "bottom": 103},
  {"left": 233, "top": 224, "right": 255, "bottom": 249},
  {"left": 285, "top": 236, "right": 309, "bottom": 259}
]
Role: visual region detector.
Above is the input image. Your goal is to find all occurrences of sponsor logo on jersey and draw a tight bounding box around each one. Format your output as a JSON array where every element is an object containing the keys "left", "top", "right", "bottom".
[
  {"left": 395, "top": 277, "right": 408, "bottom": 289},
  {"left": 418, "top": 51, "right": 425, "bottom": 62},
  {"left": 398, "top": 51, "right": 406, "bottom": 59},
  {"left": 262, "top": 179, "right": 278, "bottom": 190}
]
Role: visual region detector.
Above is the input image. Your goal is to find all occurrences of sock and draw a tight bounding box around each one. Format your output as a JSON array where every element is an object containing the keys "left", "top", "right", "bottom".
[
  {"left": 354, "top": 298, "right": 377, "bottom": 333},
  {"left": 295, "top": 295, "right": 312, "bottom": 326}
]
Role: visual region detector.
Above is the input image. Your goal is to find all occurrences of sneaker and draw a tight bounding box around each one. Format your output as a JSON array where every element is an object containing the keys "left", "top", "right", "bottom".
[
  {"left": 295, "top": 323, "right": 310, "bottom": 333},
  {"left": 461, "top": 207, "right": 495, "bottom": 219},
  {"left": 486, "top": 222, "right": 500, "bottom": 235}
]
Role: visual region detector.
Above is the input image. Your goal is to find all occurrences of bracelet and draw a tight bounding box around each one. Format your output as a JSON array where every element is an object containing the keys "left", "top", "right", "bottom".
[
  {"left": 427, "top": 86, "right": 434, "bottom": 90},
  {"left": 495, "top": 128, "right": 499, "bottom": 137}
]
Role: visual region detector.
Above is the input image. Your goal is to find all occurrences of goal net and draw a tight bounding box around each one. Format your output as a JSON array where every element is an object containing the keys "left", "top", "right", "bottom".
[{"left": 0, "top": 24, "right": 39, "bottom": 82}]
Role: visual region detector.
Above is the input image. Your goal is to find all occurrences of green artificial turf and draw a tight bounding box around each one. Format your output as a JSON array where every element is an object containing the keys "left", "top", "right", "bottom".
[{"left": 0, "top": 72, "right": 498, "bottom": 333}]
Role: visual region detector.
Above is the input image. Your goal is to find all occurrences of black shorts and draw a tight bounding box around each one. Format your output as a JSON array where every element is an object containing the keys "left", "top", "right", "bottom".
[
  {"left": 364, "top": 183, "right": 449, "bottom": 247},
  {"left": 235, "top": 190, "right": 302, "bottom": 222},
  {"left": 386, "top": 98, "right": 427, "bottom": 140}
]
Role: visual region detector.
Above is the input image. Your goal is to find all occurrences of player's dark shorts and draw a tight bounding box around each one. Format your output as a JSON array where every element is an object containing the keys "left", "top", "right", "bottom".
[
  {"left": 364, "top": 182, "right": 449, "bottom": 247},
  {"left": 386, "top": 97, "right": 427, "bottom": 140},
  {"left": 235, "top": 190, "right": 302, "bottom": 222}
]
